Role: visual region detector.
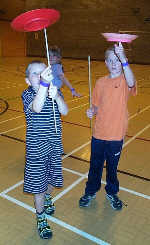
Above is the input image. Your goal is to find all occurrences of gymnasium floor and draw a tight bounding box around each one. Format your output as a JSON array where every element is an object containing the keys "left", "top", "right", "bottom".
[{"left": 0, "top": 57, "right": 150, "bottom": 245}]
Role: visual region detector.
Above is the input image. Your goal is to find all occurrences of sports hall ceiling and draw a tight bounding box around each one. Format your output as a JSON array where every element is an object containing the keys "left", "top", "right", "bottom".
[{"left": 1, "top": 0, "right": 150, "bottom": 62}]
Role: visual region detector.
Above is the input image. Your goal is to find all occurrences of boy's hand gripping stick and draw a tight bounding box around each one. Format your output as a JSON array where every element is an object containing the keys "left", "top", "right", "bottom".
[{"left": 41, "top": 66, "right": 57, "bottom": 133}]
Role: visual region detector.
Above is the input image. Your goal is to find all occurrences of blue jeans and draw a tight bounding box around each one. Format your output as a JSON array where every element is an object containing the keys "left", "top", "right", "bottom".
[{"left": 85, "top": 137, "right": 123, "bottom": 195}]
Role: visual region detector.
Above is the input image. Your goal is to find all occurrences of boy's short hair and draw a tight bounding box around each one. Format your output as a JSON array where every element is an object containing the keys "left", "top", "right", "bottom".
[
  {"left": 25, "top": 60, "right": 44, "bottom": 78},
  {"left": 48, "top": 45, "right": 62, "bottom": 58},
  {"left": 105, "top": 46, "right": 115, "bottom": 60}
]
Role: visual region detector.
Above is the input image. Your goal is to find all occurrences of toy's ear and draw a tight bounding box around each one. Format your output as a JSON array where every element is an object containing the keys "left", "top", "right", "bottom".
[{"left": 25, "top": 78, "right": 31, "bottom": 86}]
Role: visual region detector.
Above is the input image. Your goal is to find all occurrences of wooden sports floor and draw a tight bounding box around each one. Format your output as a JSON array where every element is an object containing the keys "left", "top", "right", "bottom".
[{"left": 0, "top": 57, "right": 150, "bottom": 245}]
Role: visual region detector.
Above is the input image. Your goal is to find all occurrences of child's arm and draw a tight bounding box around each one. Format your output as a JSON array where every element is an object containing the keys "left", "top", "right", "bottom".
[
  {"left": 59, "top": 74, "right": 82, "bottom": 97},
  {"left": 48, "top": 85, "right": 68, "bottom": 115},
  {"left": 87, "top": 105, "right": 98, "bottom": 119},
  {"left": 32, "top": 67, "right": 53, "bottom": 113},
  {"left": 115, "top": 42, "right": 135, "bottom": 88},
  {"left": 32, "top": 85, "right": 48, "bottom": 113}
]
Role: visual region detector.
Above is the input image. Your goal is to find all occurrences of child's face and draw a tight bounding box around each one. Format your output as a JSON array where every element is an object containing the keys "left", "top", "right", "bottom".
[
  {"left": 105, "top": 51, "right": 122, "bottom": 77},
  {"left": 49, "top": 53, "right": 60, "bottom": 65},
  {"left": 26, "top": 63, "right": 47, "bottom": 91}
]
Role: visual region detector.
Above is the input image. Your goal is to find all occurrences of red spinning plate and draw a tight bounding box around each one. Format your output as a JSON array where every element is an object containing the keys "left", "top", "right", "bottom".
[
  {"left": 11, "top": 8, "right": 60, "bottom": 32},
  {"left": 102, "top": 33, "right": 138, "bottom": 43}
]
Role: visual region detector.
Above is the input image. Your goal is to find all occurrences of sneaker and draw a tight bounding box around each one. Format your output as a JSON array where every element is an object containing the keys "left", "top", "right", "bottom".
[
  {"left": 37, "top": 216, "right": 52, "bottom": 239},
  {"left": 44, "top": 194, "right": 55, "bottom": 215},
  {"left": 79, "top": 193, "right": 96, "bottom": 207},
  {"left": 106, "top": 194, "right": 122, "bottom": 210}
]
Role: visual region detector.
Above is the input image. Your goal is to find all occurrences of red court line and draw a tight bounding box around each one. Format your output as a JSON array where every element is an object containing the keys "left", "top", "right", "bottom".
[{"left": 62, "top": 120, "right": 90, "bottom": 128}]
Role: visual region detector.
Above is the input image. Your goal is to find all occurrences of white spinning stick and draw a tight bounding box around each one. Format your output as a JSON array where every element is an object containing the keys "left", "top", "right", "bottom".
[
  {"left": 44, "top": 28, "right": 57, "bottom": 133},
  {"left": 88, "top": 56, "right": 92, "bottom": 130},
  {"left": 44, "top": 28, "right": 50, "bottom": 67},
  {"left": 88, "top": 56, "right": 92, "bottom": 107}
]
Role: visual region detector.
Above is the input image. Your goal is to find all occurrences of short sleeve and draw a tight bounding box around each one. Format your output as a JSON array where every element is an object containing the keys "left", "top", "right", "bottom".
[
  {"left": 22, "top": 89, "right": 34, "bottom": 114},
  {"left": 54, "top": 64, "right": 64, "bottom": 76}
]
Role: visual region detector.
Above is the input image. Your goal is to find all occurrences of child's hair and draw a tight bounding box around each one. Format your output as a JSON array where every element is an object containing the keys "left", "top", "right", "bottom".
[
  {"left": 105, "top": 46, "right": 115, "bottom": 60},
  {"left": 48, "top": 45, "right": 62, "bottom": 59},
  {"left": 25, "top": 60, "right": 44, "bottom": 78}
]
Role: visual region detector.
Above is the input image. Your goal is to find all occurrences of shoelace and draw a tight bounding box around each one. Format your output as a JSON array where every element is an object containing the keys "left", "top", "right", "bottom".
[
  {"left": 110, "top": 195, "right": 128, "bottom": 207},
  {"left": 38, "top": 219, "right": 48, "bottom": 229},
  {"left": 45, "top": 196, "right": 52, "bottom": 206},
  {"left": 115, "top": 196, "right": 128, "bottom": 207},
  {"left": 122, "top": 201, "right": 128, "bottom": 207}
]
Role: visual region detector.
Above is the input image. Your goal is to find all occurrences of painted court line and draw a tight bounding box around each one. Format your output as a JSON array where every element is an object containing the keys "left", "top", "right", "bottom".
[
  {"left": 119, "top": 186, "right": 150, "bottom": 200},
  {"left": 0, "top": 180, "right": 24, "bottom": 195},
  {"left": 1, "top": 166, "right": 150, "bottom": 204},
  {"left": 63, "top": 167, "right": 85, "bottom": 177},
  {"left": 129, "top": 104, "right": 150, "bottom": 120},
  {"left": 0, "top": 125, "right": 25, "bottom": 135},
  {"left": 0, "top": 115, "right": 24, "bottom": 124},
  {"left": 53, "top": 175, "right": 86, "bottom": 202},
  {"left": 100, "top": 180, "right": 150, "bottom": 200},
  {"left": 69, "top": 103, "right": 89, "bottom": 111},
  {"left": 0, "top": 103, "right": 149, "bottom": 127},
  {"left": 67, "top": 95, "right": 89, "bottom": 103},
  {"left": 62, "top": 141, "right": 91, "bottom": 160},
  {"left": 0, "top": 102, "right": 150, "bottom": 243},
  {"left": 0, "top": 193, "right": 110, "bottom": 245},
  {"left": 1, "top": 122, "right": 150, "bottom": 200},
  {"left": 123, "top": 123, "right": 150, "bottom": 148}
]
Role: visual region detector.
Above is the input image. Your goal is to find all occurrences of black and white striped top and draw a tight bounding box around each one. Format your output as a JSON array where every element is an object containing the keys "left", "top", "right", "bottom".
[{"left": 22, "top": 86, "right": 63, "bottom": 147}]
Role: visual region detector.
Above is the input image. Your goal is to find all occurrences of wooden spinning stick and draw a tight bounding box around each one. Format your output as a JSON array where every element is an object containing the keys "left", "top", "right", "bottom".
[
  {"left": 44, "top": 28, "right": 57, "bottom": 133},
  {"left": 88, "top": 56, "right": 92, "bottom": 131}
]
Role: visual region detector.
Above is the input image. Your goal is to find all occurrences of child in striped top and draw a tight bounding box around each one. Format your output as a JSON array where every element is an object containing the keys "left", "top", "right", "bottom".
[{"left": 22, "top": 60, "right": 68, "bottom": 239}]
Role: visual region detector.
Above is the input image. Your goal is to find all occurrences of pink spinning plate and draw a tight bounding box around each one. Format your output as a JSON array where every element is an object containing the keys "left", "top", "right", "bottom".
[
  {"left": 102, "top": 33, "right": 138, "bottom": 43},
  {"left": 11, "top": 8, "right": 60, "bottom": 32}
]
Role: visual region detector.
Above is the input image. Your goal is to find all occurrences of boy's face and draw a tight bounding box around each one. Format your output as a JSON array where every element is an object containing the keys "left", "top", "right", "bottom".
[
  {"left": 26, "top": 63, "right": 47, "bottom": 91},
  {"left": 105, "top": 51, "right": 122, "bottom": 77}
]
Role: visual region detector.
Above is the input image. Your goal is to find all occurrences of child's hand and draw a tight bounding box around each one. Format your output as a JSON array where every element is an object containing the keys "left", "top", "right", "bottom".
[
  {"left": 48, "top": 84, "right": 58, "bottom": 100},
  {"left": 41, "top": 66, "right": 53, "bottom": 85},
  {"left": 114, "top": 42, "right": 127, "bottom": 63},
  {"left": 71, "top": 89, "right": 82, "bottom": 97},
  {"left": 86, "top": 108, "right": 95, "bottom": 119}
]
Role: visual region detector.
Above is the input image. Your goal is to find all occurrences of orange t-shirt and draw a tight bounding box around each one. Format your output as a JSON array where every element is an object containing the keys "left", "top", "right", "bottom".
[{"left": 92, "top": 74, "right": 136, "bottom": 141}]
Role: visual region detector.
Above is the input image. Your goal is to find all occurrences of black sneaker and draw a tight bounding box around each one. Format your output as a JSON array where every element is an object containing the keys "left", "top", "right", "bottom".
[
  {"left": 44, "top": 194, "right": 55, "bottom": 215},
  {"left": 79, "top": 193, "right": 96, "bottom": 207},
  {"left": 106, "top": 194, "right": 122, "bottom": 210},
  {"left": 37, "top": 216, "right": 52, "bottom": 239}
]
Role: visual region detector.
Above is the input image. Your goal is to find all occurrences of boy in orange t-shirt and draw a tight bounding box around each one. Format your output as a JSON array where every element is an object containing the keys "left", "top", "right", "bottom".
[{"left": 79, "top": 42, "right": 136, "bottom": 210}]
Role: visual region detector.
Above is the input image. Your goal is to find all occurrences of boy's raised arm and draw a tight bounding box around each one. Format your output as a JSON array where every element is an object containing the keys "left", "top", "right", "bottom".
[{"left": 114, "top": 42, "right": 135, "bottom": 88}]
